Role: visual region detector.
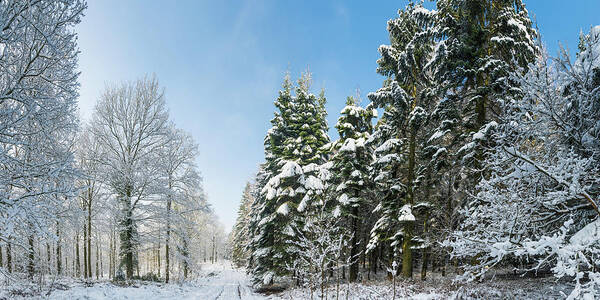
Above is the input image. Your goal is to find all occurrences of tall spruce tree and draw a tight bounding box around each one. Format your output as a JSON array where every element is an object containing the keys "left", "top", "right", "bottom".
[
  {"left": 431, "top": 0, "right": 538, "bottom": 204},
  {"left": 367, "top": 2, "right": 437, "bottom": 278},
  {"left": 231, "top": 182, "right": 255, "bottom": 267},
  {"left": 421, "top": 1, "right": 539, "bottom": 273},
  {"left": 249, "top": 72, "right": 329, "bottom": 287},
  {"left": 328, "top": 97, "right": 376, "bottom": 282}
]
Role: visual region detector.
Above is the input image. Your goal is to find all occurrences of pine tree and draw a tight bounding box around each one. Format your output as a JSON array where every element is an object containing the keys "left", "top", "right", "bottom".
[
  {"left": 367, "top": 2, "right": 437, "bottom": 278},
  {"left": 247, "top": 76, "right": 293, "bottom": 286},
  {"left": 328, "top": 96, "right": 375, "bottom": 282},
  {"left": 231, "top": 182, "right": 255, "bottom": 267},
  {"left": 249, "top": 73, "right": 330, "bottom": 287},
  {"left": 431, "top": 0, "right": 539, "bottom": 204}
]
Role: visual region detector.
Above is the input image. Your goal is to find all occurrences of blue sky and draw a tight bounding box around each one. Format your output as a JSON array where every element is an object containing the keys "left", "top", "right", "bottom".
[{"left": 76, "top": 0, "right": 600, "bottom": 231}]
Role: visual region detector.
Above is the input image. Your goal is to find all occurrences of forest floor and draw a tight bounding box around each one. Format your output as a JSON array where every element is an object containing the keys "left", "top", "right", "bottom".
[
  {"left": 1, "top": 262, "right": 263, "bottom": 300},
  {"left": 0, "top": 263, "right": 574, "bottom": 299}
]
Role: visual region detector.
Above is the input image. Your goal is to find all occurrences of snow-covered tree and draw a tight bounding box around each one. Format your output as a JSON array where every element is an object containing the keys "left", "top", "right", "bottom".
[
  {"left": 327, "top": 96, "right": 375, "bottom": 282},
  {"left": 90, "top": 75, "right": 169, "bottom": 279},
  {"left": 75, "top": 126, "right": 107, "bottom": 279},
  {"left": 155, "top": 126, "right": 200, "bottom": 283},
  {"left": 0, "top": 0, "right": 85, "bottom": 279},
  {"left": 249, "top": 72, "right": 330, "bottom": 287},
  {"left": 287, "top": 203, "right": 347, "bottom": 300},
  {"left": 449, "top": 26, "right": 600, "bottom": 299},
  {"left": 367, "top": 2, "right": 437, "bottom": 278},
  {"left": 231, "top": 182, "right": 255, "bottom": 267},
  {"left": 430, "top": 0, "right": 539, "bottom": 224}
]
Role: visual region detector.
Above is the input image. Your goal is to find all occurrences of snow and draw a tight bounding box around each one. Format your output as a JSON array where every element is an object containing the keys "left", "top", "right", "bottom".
[
  {"left": 398, "top": 204, "right": 416, "bottom": 222},
  {"left": 279, "top": 161, "right": 302, "bottom": 178},
  {"left": 473, "top": 121, "right": 497, "bottom": 141},
  {"left": 412, "top": 5, "right": 436, "bottom": 17},
  {"left": 1, "top": 263, "right": 576, "bottom": 300},
  {"left": 355, "top": 137, "right": 366, "bottom": 148},
  {"left": 301, "top": 163, "right": 319, "bottom": 173},
  {"left": 472, "top": 131, "right": 484, "bottom": 141},
  {"left": 376, "top": 153, "right": 401, "bottom": 164},
  {"left": 570, "top": 219, "right": 600, "bottom": 245},
  {"left": 428, "top": 130, "right": 448, "bottom": 142},
  {"left": 276, "top": 202, "right": 289, "bottom": 216},
  {"left": 18, "top": 262, "right": 266, "bottom": 300},
  {"left": 375, "top": 138, "right": 401, "bottom": 153},
  {"left": 339, "top": 138, "right": 356, "bottom": 152},
  {"left": 338, "top": 193, "right": 350, "bottom": 205},
  {"left": 507, "top": 18, "right": 531, "bottom": 42},
  {"left": 332, "top": 205, "right": 342, "bottom": 217},
  {"left": 304, "top": 175, "right": 324, "bottom": 190}
]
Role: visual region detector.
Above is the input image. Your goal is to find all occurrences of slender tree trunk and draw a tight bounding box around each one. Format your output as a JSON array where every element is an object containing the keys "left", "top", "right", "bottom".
[
  {"left": 27, "top": 233, "right": 35, "bottom": 279},
  {"left": 183, "top": 238, "right": 189, "bottom": 279},
  {"left": 421, "top": 247, "right": 430, "bottom": 280},
  {"left": 96, "top": 241, "right": 100, "bottom": 279},
  {"left": 157, "top": 242, "right": 161, "bottom": 278},
  {"left": 76, "top": 230, "right": 81, "bottom": 277},
  {"left": 112, "top": 229, "right": 116, "bottom": 278},
  {"left": 100, "top": 239, "right": 103, "bottom": 278},
  {"left": 121, "top": 186, "right": 135, "bottom": 279},
  {"left": 349, "top": 206, "right": 360, "bottom": 282},
  {"left": 87, "top": 196, "right": 92, "bottom": 280},
  {"left": 402, "top": 122, "right": 417, "bottom": 278},
  {"left": 46, "top": 243, "right": 51, "bottom": 274},
  {"left": 165, "top": 188, "right": 172, "bottom": 283},
  {"left": 420, "top": 213, "right": 430, "bottom": 280},
  {"left": 55, "top": 223, "right": 61, "bottom": 275},
  {"left": 0, "top": 245, "right": 3, "bottom": 269},
  {"left": 83, "top": 222, "right": 88, "bottom": 278},
  {"left": 109, "top": 232, "right": 113, "bottom": 279}
]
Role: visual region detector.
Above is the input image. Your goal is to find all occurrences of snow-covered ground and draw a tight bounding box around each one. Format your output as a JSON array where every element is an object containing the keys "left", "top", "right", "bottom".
[
  {"left": 1, "top": 262, "right": 264, "bottom": 300},
  {"left": 0, "top": 263, "right": 573, "bottom": 299}
]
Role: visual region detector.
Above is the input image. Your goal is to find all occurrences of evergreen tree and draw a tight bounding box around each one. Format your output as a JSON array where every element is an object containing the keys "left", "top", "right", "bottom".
[
  {"left": 367, "top": 2, "right": 437, "bottom": 278},
  {"left": 431, "top": 0, "right": 539, "bottom": 208},
  {"left": 231, "top": 182, "right": 255, "bottom": 267},
  {"left": 449, "top": 26, "right": 600, "bottom": 298},
  {"left": 328, "top": 96, "right": 375, "bottom": 282},
  {"left": 249, "top": 72, "right": 330, "bottom": 287}
]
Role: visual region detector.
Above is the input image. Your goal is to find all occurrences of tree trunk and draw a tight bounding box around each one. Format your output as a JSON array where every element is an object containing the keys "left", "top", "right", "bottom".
[
  {"left": 183, "top": 238, "right": 189, "bottom": 279},
  {"left": 136, "top": 253, "right": 140, "bottom": 277},
  {"left": 112, "top": 229, "right": 116, "bottom": 278},
  {"left": 99, "top": 239, "right": 103, "bottom": 278},
  {"left": 56, "top": 226, "right": 61, "bottom": 275},
  {"left": 120, "top": 186, "right": 136, "bottom": 279},
  {"left": 157, "top": 242, "right": 161, "bottom": 278},
  {"left": 83, "top": 223, "right": 88, "bottom": 278},
  {"left": 76, "top": 230, "right": 81, "bottom": 277},
  {"left": 27, "top": 233, "right": 35, "bottom": 279},
  {"left": 165, "top": 190, "right": 172, "bottom": 283},
  {"left": 46, "top": 243, "right": 51, "bottom": 274},
  {"left": 109, "top": 232, "right": 113, "bottom": 279},
  {"left": 212, "top": 235, "right": 216, "bottom": 264},
  {"left": 349, "top": 206, "right": 360, "bottom": 282},
  {"left": 7, "top": 242, "right": 12, "bottom": 273},
  {"left": 96, "top": 241, "right": 100, "bottom": 279},
  {"left": 87, "top": 196, "right": 92, "bottom": 279}
]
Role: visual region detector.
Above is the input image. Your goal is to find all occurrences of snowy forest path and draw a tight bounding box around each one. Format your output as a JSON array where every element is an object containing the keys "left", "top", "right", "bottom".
[
  {"left": 40, "top": 261, "right": 269, "bottom": 300},
  {"left": 193, "top": 261, "right": 263, "bottom": 300}
]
